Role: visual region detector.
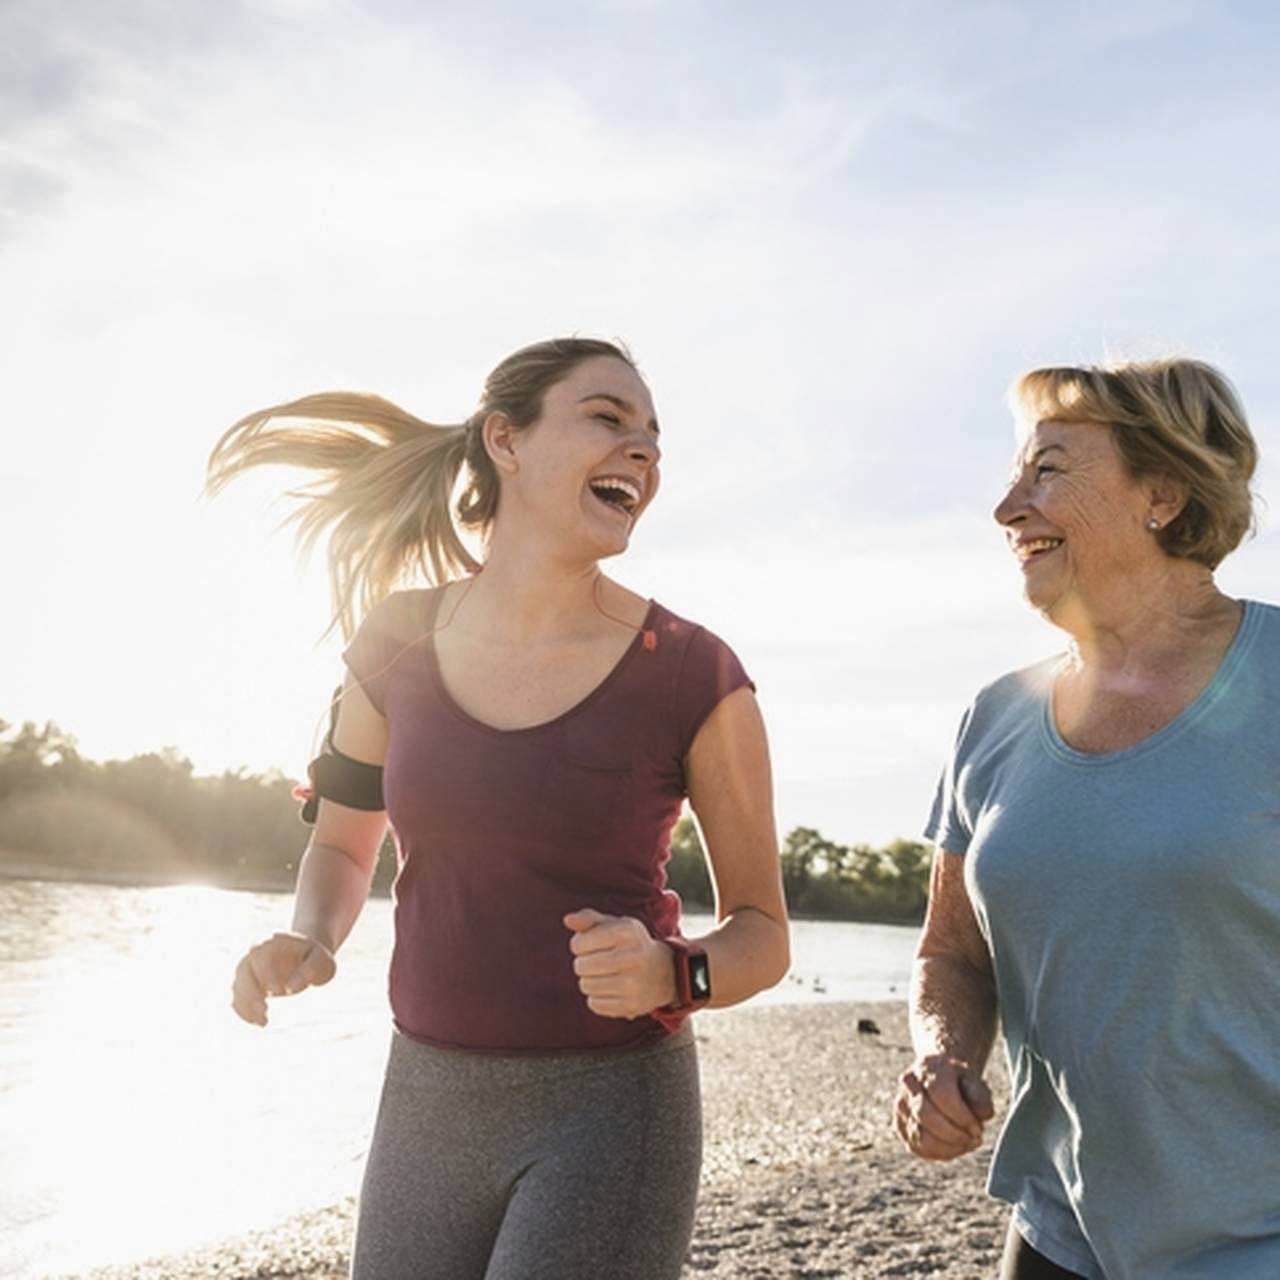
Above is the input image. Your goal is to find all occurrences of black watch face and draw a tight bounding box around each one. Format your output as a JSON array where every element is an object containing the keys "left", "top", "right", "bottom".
[{"left": 689, "top": 952, "right": 711, "bottom": 1001}]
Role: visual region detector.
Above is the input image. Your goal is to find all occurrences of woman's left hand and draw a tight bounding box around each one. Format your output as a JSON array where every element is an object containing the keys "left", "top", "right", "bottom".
[{"left": 564, "top": 909, "right": 677, "bottom": 1019}]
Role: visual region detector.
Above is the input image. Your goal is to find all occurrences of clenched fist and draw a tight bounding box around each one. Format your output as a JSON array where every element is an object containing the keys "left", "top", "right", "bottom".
[
  {"left": 894, "top": 1053, "right": 994, "bottom": 1160},
  {"left": 564, "top": 909, "right": 677, "bottom": 1019},
  {"left": 231, "top": 932, "right": 337, "bottom": 1026}
]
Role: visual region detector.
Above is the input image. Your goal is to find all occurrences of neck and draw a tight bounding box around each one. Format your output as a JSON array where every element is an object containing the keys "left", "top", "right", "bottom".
[
  {"left": 458, "top": 532, "right": 605, "bottom": 644},
  {"left": 1054, "top": 563, "right": 1238, "bottom": 676}
]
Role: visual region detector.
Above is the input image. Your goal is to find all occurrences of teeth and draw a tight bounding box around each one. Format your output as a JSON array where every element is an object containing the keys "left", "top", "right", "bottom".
[
  {"left": 589, "top": 477, "right": 641, "bottom": 510},
  {"left": 1017, "top": 538, "right": 1063, "bottom": 558}
]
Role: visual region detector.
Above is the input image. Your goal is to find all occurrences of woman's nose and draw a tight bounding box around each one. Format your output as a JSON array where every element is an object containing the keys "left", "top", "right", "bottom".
[
  {"left": 627, "top": 434, "right": 660, "bottom": 467},
  {"left": 993, "top": 477, "right": 1026, "bottom": 527}
]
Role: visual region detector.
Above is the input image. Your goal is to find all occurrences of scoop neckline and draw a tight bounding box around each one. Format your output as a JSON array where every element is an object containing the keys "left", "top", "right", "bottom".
[
  {"left": 423, "top": 595, "right": 660, "bottom": 738},
  {"left": 1038, "top": 598, "right": 1259, "bottom": 767}
]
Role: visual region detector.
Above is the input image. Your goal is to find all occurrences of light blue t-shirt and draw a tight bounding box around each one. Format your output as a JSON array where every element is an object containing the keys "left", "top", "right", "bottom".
[{"left": 927, "top": 600, "right": 1280, "bottom": 1280}]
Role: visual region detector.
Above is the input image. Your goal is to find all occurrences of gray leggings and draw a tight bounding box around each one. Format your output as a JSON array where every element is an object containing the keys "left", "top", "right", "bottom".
[{"left": 351, "top": 1027, "right": 701, "bottom": 1280}]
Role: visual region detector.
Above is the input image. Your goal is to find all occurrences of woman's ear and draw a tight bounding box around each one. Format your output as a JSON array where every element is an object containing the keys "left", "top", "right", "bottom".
[
  {"left": 1147, "top": 472, "right": 1190, "bottom": 528},
  {"left": 482, "top": 411, "right": 520, "bottom": 477}
]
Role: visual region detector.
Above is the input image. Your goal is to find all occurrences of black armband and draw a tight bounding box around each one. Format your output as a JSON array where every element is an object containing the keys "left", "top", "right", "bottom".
[{"left": 295, "top": 686, "right": 386, "bottom": 824}]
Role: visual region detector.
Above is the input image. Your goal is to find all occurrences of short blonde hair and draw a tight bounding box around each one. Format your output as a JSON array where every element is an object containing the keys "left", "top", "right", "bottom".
[{"left": 1010, "top": 358, "right": 1258, "bottom": 570}]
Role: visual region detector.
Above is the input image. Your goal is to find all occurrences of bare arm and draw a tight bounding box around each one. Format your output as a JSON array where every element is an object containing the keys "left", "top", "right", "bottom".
[
  {"left": 289, "top": 676, "right": 390, "bottom": 953},
  {"left": 910, "top": 848, "right": 997, "bottom": 1066},
  {"left": 895, "top": 848, "right": 998, "bottom": 1159},
  {"left": 566, "top": 687, "right": 790, "bottom": 1017},
  {"left": 231, "top": 676, "right": 389, "bottom": 1025},
  {"left": 683, "top": 686, "right": 790, "bottom": 1006}
]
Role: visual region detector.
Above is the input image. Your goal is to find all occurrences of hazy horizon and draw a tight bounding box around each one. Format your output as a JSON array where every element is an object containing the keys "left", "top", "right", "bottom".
[{"left": 4, "top": 0, "right": 1278, "bottom": 846}]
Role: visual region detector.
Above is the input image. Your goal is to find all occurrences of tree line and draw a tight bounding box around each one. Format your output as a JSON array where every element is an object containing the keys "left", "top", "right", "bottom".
[{"left": 0, "top": 718, "right": 930, "bottom": 922}]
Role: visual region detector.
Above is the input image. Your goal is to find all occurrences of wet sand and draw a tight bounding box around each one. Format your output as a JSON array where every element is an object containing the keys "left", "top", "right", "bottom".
[{"left": 75, "top": 1002, "right": 1009, "bottom": 1279}]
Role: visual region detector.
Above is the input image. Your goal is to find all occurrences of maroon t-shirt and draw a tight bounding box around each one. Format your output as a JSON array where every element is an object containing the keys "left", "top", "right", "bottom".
[{"left": 343, "top": 587, "right": 753, "bottom": 1054}]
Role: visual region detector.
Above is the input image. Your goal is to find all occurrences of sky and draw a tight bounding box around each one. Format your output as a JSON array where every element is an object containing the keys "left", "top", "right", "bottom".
[{"left": 3, "top": 0, "right": 1279, "bottom": 846}]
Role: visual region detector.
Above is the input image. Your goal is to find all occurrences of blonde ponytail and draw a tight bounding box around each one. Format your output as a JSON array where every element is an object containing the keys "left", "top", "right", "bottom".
[
  {"left": 206, "top": 337, "right": 639, "bottom": 638},
  {"left": 206, "top": 392, "right": 482, "bottom": 639}
]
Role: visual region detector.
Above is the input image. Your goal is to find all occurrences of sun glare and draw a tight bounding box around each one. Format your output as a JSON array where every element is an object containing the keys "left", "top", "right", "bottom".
[{"left": 14, "top": 884, "right": 391, "bottom": 1274}]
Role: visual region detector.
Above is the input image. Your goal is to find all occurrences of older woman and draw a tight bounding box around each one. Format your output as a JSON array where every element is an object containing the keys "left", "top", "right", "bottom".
[{"left": 894, "top": 358, "right": 1278, "bottom": 1279}]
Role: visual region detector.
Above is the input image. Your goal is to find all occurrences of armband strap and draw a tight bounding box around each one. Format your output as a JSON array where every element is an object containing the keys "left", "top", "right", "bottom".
[{"left": 293, "top": 686, "right": 385, "bottom": 824}]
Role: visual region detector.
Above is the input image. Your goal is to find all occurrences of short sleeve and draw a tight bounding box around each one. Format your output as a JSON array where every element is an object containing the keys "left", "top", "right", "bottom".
[
  {"left": 342, "top": 593, "right": 419, "bottom": 717},
  {"left": 674, "top": 626, "right": 755, "bottom": 758},
  {"left": 922, "top": 702, "right": 975, "bottom": 855}
]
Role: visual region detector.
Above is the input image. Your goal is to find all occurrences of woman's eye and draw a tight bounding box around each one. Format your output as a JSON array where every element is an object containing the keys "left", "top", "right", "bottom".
[
  {"left": 1034, "top": 464, "right": 1058, "bottom": 479},
  {"left": 596, "top": 412, "right": 622, "bottom": 427}
]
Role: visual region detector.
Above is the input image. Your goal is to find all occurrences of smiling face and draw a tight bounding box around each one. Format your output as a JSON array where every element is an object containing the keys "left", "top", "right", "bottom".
[
  {"left": 993, "top": 419, "right": 1177, "bottom": 629},
  {"left": 492, "top": 355, "right": 661, "bottom": 562}
]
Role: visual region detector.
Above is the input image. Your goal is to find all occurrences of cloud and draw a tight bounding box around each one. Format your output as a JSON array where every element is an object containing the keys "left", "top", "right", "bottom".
[{"left": 3, "top": 0, "right": 1279, "bottom": 844}]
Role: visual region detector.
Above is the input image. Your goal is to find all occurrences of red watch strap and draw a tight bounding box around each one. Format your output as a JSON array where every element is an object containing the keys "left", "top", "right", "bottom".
[
  {"left": 654, "top": 936, "right": 709, "bottom": 1033},
  {"left": 651, "top": 1006, "right": 690, "bottom": 1034}
]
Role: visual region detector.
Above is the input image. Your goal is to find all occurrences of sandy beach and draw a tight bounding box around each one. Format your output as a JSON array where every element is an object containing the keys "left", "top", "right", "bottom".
[{"left": 73, "top": 1001, "right": 1009, "bottom": 1280}]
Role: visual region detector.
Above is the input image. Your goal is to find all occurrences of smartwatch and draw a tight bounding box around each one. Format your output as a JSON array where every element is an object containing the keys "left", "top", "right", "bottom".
[{"left": 663, "top": 936, "right": 711, "bottom": 1011}]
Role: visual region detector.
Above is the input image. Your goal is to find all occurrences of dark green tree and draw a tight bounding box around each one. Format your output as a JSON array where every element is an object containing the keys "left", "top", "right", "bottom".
[
  {"left": 0, "top": 715, "right": 932, "bottom": 918},
  {"left": 665, "top": 814, "right": 713, "bottom": 907}
]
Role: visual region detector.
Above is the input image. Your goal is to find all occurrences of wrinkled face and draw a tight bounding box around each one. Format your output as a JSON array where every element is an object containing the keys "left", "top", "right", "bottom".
[
  {"left": 993, "top": 419, "right": 1162, "bottom": 625},
  {"left": 504, "top": 355, "right": 661, "bottom": 560}
]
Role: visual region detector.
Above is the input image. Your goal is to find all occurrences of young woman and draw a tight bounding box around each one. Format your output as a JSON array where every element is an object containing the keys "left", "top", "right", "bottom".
[{"left": 208, "top": 337, "right": 790, "bottom": 1279}]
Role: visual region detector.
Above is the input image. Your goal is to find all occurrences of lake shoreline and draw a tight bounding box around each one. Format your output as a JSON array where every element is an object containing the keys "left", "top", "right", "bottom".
[
  {"left": 0, "top": 853, "right": 298, "bottom": 894},
  {"left": 0, "top": 856, "right": 924, "bottom": 925},
  {"left": 72, "top": 1001, "right": 1009, "bottom": 1280}
]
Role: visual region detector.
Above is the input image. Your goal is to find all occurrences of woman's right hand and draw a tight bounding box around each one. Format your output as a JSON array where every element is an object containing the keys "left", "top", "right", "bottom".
[
  {"left": 894, "top": 1053, "right": 994, "bottom": 1160},
  {"left": 231, "top": 932, "right": 337, "bottom": 1026}
]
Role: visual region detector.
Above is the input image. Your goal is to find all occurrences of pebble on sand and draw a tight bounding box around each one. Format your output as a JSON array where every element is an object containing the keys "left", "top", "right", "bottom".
[{"left": 76, "top": 1002, "right": 1009, "bottom": 1280}]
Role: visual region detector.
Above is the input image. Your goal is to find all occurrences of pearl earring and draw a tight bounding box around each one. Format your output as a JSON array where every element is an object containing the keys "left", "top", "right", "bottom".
[{"left": 1147, "top": 518, "right": 1160, "bottom": 531}]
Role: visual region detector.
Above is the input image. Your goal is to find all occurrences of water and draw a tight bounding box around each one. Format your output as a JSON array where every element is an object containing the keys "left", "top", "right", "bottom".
[{"left": 0, "top": 878, "right": 918, "bottom": 1278}]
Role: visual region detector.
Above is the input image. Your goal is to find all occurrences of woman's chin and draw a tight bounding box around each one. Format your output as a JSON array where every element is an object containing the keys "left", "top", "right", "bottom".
[
  {"left": 584, "top": 517, "right": 633, "bottom": 559},
  {"left": 559, "top": 527, "right": 629, "bottom": 565},
  {"left": 595, "top": 535, "right": 630, "bottom": 561},
  {"left": 1022, "top": 579, "right": 1066, "bottom": 622}
]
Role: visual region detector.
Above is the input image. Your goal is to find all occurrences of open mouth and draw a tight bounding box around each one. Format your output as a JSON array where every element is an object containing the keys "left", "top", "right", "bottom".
[
  {"left": 587, "top": 477, "right": 641, "bottom": 518},
  {"left": 1016, "top": 537, "right": 1064, "bottom": 564}
]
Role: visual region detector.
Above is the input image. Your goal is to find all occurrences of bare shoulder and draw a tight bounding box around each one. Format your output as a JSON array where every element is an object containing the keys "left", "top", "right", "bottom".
[{"left": 362, "top": 586, "right": 443, "bottom": 643}]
